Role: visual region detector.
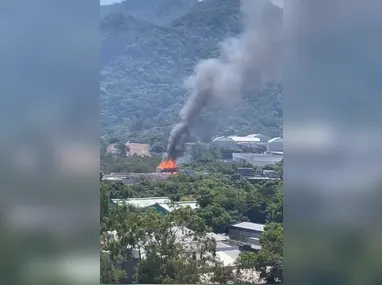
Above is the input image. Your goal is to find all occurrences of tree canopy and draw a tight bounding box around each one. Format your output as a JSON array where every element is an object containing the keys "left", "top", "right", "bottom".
[
  {"left": 100, "top": 158, "right": 283, "bottom": 283},
  {"left": 100, "top": 0, "right": 283, "bottom": 146}
]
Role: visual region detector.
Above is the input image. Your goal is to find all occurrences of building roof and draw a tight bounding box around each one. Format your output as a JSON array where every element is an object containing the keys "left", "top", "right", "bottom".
[
  {"left": 111, "top": 197, "right": 169, "bottom": 208},
  {"left": 268, "top": 137, "right": 283, "bottom": 143},
  {"left": 125, "top": 142, "right": 151, "bottom": 157},
  {"left": 155, "top": 201, "right": 199, "bottom": 213},
  {"left": 216, "top": 249, "right": 241, "bottom": 266},
  {"left": 103, "top": 177, "right": 123, "bottom": 181},
  {"left": 213, "top": 136, "right": 235, "bottom": 142},
  {"left": 106, "top": 143, "right": 118, "bottom": 153},
  {"left": 231, "top": 222, "right": 265, "bottom": 232},
  {"left": 270, "top": 151, "right": 283, "bottom": 155},
  {"left": 228, "top": 136, "right": 260, "bottom": 143},
  {"left": 233, "top": 153, "right": 283, "bottom": 167},
  {"left": 247, "top": 177, "right": 271, "bottom": 181}
]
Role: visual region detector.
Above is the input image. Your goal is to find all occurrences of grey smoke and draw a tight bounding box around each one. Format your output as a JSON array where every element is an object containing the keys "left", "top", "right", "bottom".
[{"left": 166, "top": 0, "right": 283, "bottom": 160}]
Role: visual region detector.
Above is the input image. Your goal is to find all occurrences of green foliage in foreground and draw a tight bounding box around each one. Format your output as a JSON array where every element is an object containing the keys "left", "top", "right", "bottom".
[{"left": 100, "top": 161, "right": 283, "bottom": 283}]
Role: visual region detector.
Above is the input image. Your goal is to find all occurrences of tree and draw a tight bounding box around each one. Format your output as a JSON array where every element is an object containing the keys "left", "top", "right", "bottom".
[
  {"left": 133, "top": 209, "right": 216, "bottom": 283},
  {"left": 115, "top": 142, "right": 127, "bottom": 157},
  {"left": 211, "top": 262, "right": 235, "bottom": 284},
  {"left": 255, "top": 223, "right": 283, "bottom": 283},
  {"left": 100, "top": 253, "right": 126, "bottom": 284},
  {"left": 100, "top": 183, "right": 110, "bottom": 220},
  {"left": 99, "top": 160, "right": 284, "bottom": 284},
  {"left": 235, "top": 251, "right": 258, "bottom": 283},
  {"left": 108, "top": 137, "right": 120, "bottom": 144}
]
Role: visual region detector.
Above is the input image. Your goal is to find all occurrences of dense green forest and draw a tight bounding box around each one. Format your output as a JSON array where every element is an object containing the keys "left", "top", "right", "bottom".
[
  {"left": 100, "top": 0, "right": 283, "bottom": 146},
  {"left": 100, "top": 159, "right": 283, "bottom": 283}
]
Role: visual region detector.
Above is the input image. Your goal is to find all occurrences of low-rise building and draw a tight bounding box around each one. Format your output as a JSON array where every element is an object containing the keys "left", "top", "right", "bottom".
[
  {"left": 267, "top": 137, "right": 283, "bottom": 153},
  {"left": 229, "top": 222, "right": 265, "bottom": 244},
  {"left": 232, "top": 153, "right": 283, "bottom": 168},
  {"left": 262, "top": 169, "right": 282, "bottom": 178},
  {"left": 246, "top": 134, "right": 271, "bottom": 143},
  {"left": 126, "top": 142, "right": 151, "bottom": 157},
  {"left": 237, "top": 167, "right": 255, "bottom": 177},
  {"left": 106, "top": 143, "right": 118, "bottom": 154},
  {"left": 110, "top": 197, "right": 199, "bottom": 215}
]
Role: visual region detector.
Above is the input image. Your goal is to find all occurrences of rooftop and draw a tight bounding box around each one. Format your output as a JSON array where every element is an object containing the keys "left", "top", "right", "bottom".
[
  {"left": 111, "top": 197, "right": 169, "bottom": 208},
  {"left": 156, "top": 201, "right": 199, "bottom": 212},
  {"left": 228, "top": 136, "right": 261, "bottom": 143},
  {"left": 103, "top": 177, "right": 123, "bottom": 181},
  {"left": 216, "top": 249, "right": 241, "bottom": 266},
  {"left": 231, "top": 222, "right": 265, "bottom": 232},
  {"left": 268, "top": 137, "right": 283, "bottom": 143},
  {"left": 216, "top": 242, "right": 236, "bottom": 251}
]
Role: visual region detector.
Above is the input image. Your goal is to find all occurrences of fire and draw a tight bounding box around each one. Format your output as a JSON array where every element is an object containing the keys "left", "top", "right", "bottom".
[{"left": 158, "top": 159, "right": 177, "bottom": 170}]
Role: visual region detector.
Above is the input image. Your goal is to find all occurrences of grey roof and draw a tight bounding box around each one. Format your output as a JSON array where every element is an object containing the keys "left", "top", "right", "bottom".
[
  {"left": 103, "top": 177, "right": 123, "bottom": 181},
  {"left": 232, "top": 153, "right": 283, "bottom": 167},
  {"left": 216, "top": 241, "right": 233, "bottom": 251},
  {"left": 111, "top": 197, "right": 169, "bottom": 208},
  {"left": 247, "top": 177, "right": 271, "bottom": 180},
  {"left": 224, "top": 249, "right": 241, "bottom": 260},
  {"left": 156, "top": 201, "right": 199, "bottom": 212},
  {"left": 216, "top": 249, "right": 241, "bottom": 266},
  {"left": 231, "top": 222, "right": 265, "bottom": 232}
]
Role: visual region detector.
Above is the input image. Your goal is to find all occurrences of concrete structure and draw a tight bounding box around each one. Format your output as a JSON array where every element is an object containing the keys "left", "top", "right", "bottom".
[
  {"left": 111, "top": 197, "right": 169, "bottom": 208},
  {"left": 263, "top": 169, "right": 282, "bottom": 178},
  {"left": 267, "top": 137, "right": 283, "bottom": 153},
  {"left": 247, "top": 134, "right": 271, "bottom": 143},
  {"left": 228, "top": 136, "right": 261, "bottom": 146},
  {"left": 232, "top": 153, "right": 283, "bottom": 167},
  {"left": 126, "top": 142, "right": 151, "bottom": 157},
  {"left": 229, "top": 222, "right": 265, "bottom": 244},
  {"left": 106, "top": 143, "right": 118, "bottom": 154},
  {"left": 149, "top": 201, "right": 199, "bottom": 215},
  {"left": 102, "top": 176, "right": 123, "bottom": 182},
  {"left": 212, "top": 136, "right": 239, "bottom": 150},
  {"left": 237, "top": 167, "right": 255, "bottom": 177},
  {"left": 110, "top": 197, "right": 199, "bottom": 215}
]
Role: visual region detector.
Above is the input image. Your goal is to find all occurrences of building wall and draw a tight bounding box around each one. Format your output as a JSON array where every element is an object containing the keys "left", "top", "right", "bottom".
[
  {"left": 232, "top": 153, "right": 283, "bottom": 167},
  {"left": 229, "top": 227, "right": 262, "bottom": 243},
  {"left": 212, "top": 137, "right": 239, "bottom": 150},
  {"left": 126, "top": 143, "right": 151, "bottom": 157},
  {"left": 267, "top": 138, "right": 283, "bottom": 152}
]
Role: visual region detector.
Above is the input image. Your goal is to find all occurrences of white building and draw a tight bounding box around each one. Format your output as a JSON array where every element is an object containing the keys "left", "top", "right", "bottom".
[
  {"left": 267, "top": 137, "right": 283, "bottom": 153},
  {"left": 246, "top": 134, "right": 271, "bottom": 144},
  {"left": 228, "top": 136, "right": 261, "bottom": 146},
  {"left": 212, "top": 137, "right": 239, "bottom": 150}
]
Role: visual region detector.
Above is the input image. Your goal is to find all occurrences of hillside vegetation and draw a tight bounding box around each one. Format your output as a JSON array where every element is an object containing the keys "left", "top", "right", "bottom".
[{"left": 100, "top": 0, "right": 283, "bottom": 148}]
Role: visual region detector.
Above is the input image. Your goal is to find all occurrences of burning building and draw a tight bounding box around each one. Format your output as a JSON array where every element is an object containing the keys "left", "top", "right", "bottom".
[{"left": 156, "top": 159, "right": 177, "bottom": 174}]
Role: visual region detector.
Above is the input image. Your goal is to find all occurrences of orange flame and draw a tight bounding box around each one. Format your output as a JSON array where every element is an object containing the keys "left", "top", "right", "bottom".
[{"left": 158, "top": 159, "right": 177, "bottom": 170}]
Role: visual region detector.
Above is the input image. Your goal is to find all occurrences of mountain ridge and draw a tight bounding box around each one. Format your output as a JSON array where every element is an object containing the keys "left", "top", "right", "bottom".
[{"left": 100, "top": 0, "right": 282, "bottom": 148}]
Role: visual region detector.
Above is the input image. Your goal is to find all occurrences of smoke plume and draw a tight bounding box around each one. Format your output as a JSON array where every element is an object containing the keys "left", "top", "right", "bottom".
[{"left": 166, "top": 0, "right": 283, "bottom": 160}]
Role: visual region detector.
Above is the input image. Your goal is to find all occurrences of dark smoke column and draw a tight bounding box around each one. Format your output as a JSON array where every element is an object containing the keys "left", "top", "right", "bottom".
[{"left": 165, "top": 0, "right": 283, "bottom": 161}]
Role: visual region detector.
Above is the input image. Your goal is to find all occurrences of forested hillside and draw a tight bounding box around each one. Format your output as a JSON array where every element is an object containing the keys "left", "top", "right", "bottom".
[
  {"left": 100, "top": 0, "right": 198, "bottom": 25},
  {"left": 100, "top": 0, "right": 283, "bottom": 147}
]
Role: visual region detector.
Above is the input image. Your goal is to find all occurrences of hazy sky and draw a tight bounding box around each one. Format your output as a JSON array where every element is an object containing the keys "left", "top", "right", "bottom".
[{"left": 100, "top": 0, "right": 122, "bottom": 5}]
